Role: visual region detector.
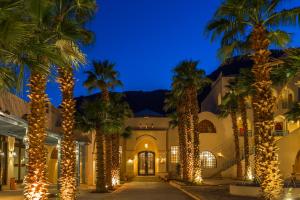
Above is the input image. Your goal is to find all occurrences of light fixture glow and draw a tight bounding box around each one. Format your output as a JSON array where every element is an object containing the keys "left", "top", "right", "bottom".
[{"left": 246, "top": 167, "right": 254, "bottom": 181}]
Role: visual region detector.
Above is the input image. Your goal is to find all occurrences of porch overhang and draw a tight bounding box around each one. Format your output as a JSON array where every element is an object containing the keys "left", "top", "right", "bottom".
[{"left": 0, "top": 111, "right": 60, "bottom": 145}]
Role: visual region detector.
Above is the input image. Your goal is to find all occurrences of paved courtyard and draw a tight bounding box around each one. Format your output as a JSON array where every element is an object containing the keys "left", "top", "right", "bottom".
[
  {"left": 183, "top": 185, "right": 259, "bottom": 200},
  {"left": 0, "top": 182, "right": 192, "bottom": 200},
  {"left": 77, "top": 182, "right": 193, "bottom": 200}
]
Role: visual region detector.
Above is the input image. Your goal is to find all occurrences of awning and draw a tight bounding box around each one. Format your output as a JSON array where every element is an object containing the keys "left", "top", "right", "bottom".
[{"left": 0, "top": 111, "right": 60, "bottom": 145}]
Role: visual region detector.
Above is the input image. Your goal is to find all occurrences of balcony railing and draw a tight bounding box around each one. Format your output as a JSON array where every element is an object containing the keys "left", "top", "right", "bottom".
[{"left": 239, "top": 130, "right": 289, "bottom": 137}]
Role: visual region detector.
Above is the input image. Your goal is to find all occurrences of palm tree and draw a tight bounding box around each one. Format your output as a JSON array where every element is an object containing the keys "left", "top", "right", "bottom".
[
  {"left": 219, "top": 80, "right": 243, "bottom": 178},
  {"left": 76, "top": 98, "right": 108, "bottom": 193},
  {"left": 171, "top": 60, "right": 210, "bottom": 183},
  {"left": 206, "top": 1, "right": 300, "bottom": 198},
  {"left": 235, "top": 69, "right": 255, "bottom": 178},
  {"left": 83, "top": 60, "right": 122, "bottom": 189},
  {"left": 50, "top": 1, "right": 96, "bottom": 198},
  {"left": 56, "top": 46, "right": 85, "bottom": 200},
  {"left": 107, "top": 94, "right": 132, "bottom": 187},
  {"left": 164, "top": 93, "right": 187, "bottom": 180},
  {"left": 0, "top": 1, "right": 67, "bottom": 199}
]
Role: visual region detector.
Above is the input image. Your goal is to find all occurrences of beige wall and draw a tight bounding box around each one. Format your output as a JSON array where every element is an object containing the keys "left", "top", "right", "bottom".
[{"left": 277, "top": 128, "right": 300, "bottom": 179}]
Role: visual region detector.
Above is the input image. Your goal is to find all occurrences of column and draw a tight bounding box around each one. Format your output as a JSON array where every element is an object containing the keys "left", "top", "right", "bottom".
[
  {"left": 57, "top": 138, "right": 61, "bottom": 190},
  {"left": 7, "top": 136, "right": 15, "bottom": 186}
]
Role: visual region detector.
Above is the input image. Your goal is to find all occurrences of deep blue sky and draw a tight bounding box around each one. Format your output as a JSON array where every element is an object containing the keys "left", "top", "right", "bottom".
[{"left": 45, "top": 0, "right": 300, "bottom": 106}]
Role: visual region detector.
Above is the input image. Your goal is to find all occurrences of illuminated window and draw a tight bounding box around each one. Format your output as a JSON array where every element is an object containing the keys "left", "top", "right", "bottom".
[
  {"left": 119, "top": 146, "right": 122, "bottom": 164},
  {"left": 200, "top": 151, "right": 216, "bottom": 168},
  {"left": 170, "top": 146, "right": 179, "bottom": 163},
  {"left": 199, "top": 120, "right": 216, "bottom": 133}
]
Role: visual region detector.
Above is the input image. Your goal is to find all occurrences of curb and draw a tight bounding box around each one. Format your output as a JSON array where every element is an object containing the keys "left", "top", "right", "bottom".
[{"left": 169, "top": 181, "right": 202, "bottom": 200}]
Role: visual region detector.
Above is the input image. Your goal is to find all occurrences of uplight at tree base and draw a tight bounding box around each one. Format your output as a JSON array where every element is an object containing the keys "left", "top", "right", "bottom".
[
  {"left": 112, "top": 177, "right": 120, "bottom": 186},
  {"left": 246, "top": 167, "right": 254, "bottom": 181},
  {"left": 194, "top": 176, "right": 203, "bottom": 184}
]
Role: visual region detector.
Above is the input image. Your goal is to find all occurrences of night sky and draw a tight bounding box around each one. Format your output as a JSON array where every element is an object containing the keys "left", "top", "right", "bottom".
[{"left": 45, "top": 0, "right": 300, "bottom": 107}]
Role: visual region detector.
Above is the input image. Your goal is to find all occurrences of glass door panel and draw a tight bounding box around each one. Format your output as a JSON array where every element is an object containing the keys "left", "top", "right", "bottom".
[
  {"left": 138, "top": 151, "right": 155, "bottom": 176},
  {"left": 147, "top": 152, "right": 154, "bottom": 175},
  {"left": 138, "top": 152, "right": 146, "bottom": 175}
]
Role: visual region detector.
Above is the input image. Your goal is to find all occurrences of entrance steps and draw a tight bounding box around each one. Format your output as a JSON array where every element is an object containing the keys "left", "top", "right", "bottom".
[{"left": 132, "top": 176, "right": 160, "bottom": 182}]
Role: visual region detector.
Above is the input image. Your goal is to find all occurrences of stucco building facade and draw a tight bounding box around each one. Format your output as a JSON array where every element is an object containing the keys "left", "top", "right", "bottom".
[
  {"left": 1, "top": 57, "right": 300, "bottom": 190},
  {"left": 82, "top": 59, "right": 300, "bottom": 184}
]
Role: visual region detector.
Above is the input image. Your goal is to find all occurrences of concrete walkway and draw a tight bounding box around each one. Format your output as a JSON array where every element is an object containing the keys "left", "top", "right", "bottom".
[
  {"left": 0, "top": 182, "right": 192, "bottom": 200},
  {"left": 78, "top": 182, "right": 193, "bottom": 200}
]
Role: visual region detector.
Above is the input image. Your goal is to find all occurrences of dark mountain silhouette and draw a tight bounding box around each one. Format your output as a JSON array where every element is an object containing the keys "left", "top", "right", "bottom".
[{"left": 76, "top": 49, "right": 286, "bottom": 117}]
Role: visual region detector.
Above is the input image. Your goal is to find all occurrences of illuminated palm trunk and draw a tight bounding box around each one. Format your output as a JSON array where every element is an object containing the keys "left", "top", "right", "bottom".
[
  {"left": 177, "top": 104, "right": 188, "bottom": 180},
  {"left": 190, "top": 88, "right": 202, "bottom": 184},
  {"left": 250, "top": 25, "right": 283, "bottom": 200},
  {"left": 57, "top": 67, "right": 77, "bottom": 200},
  {"left": 101, "top": 88, "right": 112, "bottom": 189},
  {"left": 177, "top": 101, "right": 188, "bottom": 180},
  {"left": 239, "top": 97, "right": 250, "bottom": 178},
  {"left": 95, "top": 128, "right": 107, "bottom": 192},
  {"left": 230, "top": 110, "right": 242, "bottom": 178},
  {"left": 111, "top": 134, "right": 120, "bottom": 186},
  {"left": 183, "top": 90, "right": 194, "bottom": 182},
  {"left": 105, "top": 135, "right": 113, "bottom": 189},
  {"left": 24, "top": 72, "right": 49, "bottom": 200},
  {"left": 251, "top": 100, "right": 262, "bottom": 180}
]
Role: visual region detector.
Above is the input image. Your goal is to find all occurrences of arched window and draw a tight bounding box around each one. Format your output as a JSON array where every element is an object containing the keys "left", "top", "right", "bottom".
[
  {"left": 199, "top": 120, "right": 216, "bottom": 133},
  {"left": 200, "top": 151, "right": 217, "bottom": 168}
]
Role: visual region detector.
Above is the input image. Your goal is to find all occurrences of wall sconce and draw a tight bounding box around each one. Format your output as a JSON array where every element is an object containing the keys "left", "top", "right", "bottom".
[
  {"left": 0, "top": 151, "right": 4, "bottom": 157},
  {"left": 23, "top": 136, "right": 29, "bottom": 144},
  {"left": 144, "top": 143, "right": 148, "bottom": 149},
  {"left": 217, "top": 152, "right": 224, "bottom": 157},
  {"left": 127, "top": 158, "right": 133, "bottom": 164}
]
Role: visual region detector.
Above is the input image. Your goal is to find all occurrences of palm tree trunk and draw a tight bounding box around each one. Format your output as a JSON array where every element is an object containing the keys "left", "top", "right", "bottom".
[
  {"left": 251, "top": 100, "right": 261, "bottom": 180},
  {"left": 230, "top": 110, "right": 242, "bottom": 178},
  {"left": 95, "top": 128, "right": 107, "bottom": 192},
  {"left": 57, "top": 67, "right": 77, "bottom": 199},
  {"left": 177, "top": 109, "right": 187, "bottom": 180},
  {"left": 111, "top": 134, "right": 120, "bottom": 187},
  {"left": 183, "top": 90, "right": 194, "bottom": 182},
  {"left": 101, "top": 87, "right": 112, "bottom": 189},
  {"left": 191, "top": 87, "right": 202, "bottom": 184},
  {"left": 250, "top": 25, "right": 283, "bottom": 200},
  {"left": 239, "top": 97, "right": 250, "bottom": 178},
  {"left": 105, "top": 134, "right": 113, "bottom": 189},
  {"left": 24, "top": 72, "right": 49, "bottom": 200}
]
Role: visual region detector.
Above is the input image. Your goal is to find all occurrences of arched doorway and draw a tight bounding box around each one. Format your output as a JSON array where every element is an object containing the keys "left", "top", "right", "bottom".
[{"left": 138, "top": 151, "right": 155, "bottom": 176}]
